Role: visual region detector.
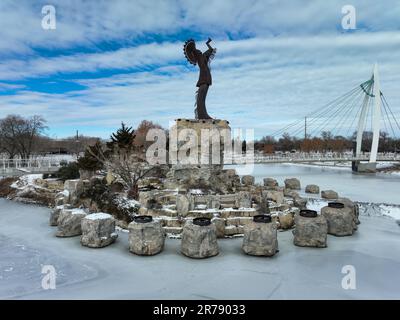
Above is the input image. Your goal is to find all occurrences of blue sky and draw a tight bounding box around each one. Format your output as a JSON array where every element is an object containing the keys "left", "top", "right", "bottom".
[{"left": 0, "top": 0, "right": 399, "bottom": 139}]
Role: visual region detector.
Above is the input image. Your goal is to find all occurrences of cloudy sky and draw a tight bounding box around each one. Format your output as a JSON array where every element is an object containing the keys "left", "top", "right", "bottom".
[{"left": 0, "top": 0, "right": 399, "bottom": 139}]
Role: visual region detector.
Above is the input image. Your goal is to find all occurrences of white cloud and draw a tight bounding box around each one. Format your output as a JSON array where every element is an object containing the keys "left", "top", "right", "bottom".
[
  {"left": 0, "top": 1, "right": 399, "bottom": 138},
  {"left": 0, "top": 0, "right": 399, "bottom": 56},
  {"left": 1, "top": 32, "right": 399, "bottom": 138}
]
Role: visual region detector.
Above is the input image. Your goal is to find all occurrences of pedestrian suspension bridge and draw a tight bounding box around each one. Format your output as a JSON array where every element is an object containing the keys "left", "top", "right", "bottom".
[{"left": 261, "top": 64, "right": 400, "bottom": 172}]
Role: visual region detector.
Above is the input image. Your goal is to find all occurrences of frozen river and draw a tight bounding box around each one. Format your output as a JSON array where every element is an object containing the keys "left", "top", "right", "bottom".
[
  {"left": 231, "top": 163, "right": 400, "bottom": 204},
  {"left": 1, "top": 197, "right": 400, "bottom": 299}
]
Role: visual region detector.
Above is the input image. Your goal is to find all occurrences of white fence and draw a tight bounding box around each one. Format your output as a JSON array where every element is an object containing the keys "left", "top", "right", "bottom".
[{"left": 0, "top": 157, "right": 73, "bottom": 176}]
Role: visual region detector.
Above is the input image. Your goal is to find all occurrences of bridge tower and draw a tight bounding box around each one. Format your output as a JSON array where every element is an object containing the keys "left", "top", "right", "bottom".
[{"left": 353, "top": 63, "right": 382, "bottom": 173}]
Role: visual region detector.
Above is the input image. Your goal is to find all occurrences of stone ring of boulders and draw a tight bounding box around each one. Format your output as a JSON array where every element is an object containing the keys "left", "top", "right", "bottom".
[
  {"left": 49, "top": 205, "right": 358, "bottom": 256},
  {"left": 49, "top": 175, "right": 359, "bottom": 259}
]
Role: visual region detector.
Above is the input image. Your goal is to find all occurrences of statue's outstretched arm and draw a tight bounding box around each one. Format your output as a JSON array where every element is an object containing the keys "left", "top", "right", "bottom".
[
  {"left": 206, "top": 37, "right": 214, "bottom": 51},
  {"left": 204, "top": 38, "right": 216, "bottom": 59}
]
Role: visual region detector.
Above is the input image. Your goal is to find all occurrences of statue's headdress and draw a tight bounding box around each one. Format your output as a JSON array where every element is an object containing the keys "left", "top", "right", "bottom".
[{"left": 183, "top": 39, "right": 197, "bottom": 65}]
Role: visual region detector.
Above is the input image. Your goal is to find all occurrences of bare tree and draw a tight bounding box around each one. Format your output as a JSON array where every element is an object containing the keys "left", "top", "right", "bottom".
[
  {"left": 88, "top": 142, "right": 155, "bottom": 199},
  {"left": 0, "top": 115, "right": 24, "bottom": 160},
  {"left": 0, "top": 114, "right": 47, "bottom": 160}
]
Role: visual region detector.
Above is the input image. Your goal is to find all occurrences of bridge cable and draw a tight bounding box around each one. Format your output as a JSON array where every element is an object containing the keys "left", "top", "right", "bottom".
[
  {"left": 268, "top": 85, "right": 362, "bottom": 137},
  {"left": 291, "top": 86, "right": 364, "bottom": 137},
  {"left": 307, "top": 87, "right": 365, "bottom": 137}
]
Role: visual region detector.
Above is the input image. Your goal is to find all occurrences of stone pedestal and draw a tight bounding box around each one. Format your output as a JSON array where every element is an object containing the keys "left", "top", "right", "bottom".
[
  {"left": 242, "top": 215, "right": 278, "bottom": 256},
  {"left": 321, "top": 202, "right": 354, "bottom": 236},
  {"left": 181, "top": 219, "right": 219, "bottom": 258},
  {"left": 56, "top": 208, "right": 87, "bottom": 237},
  {"left": 128, "top": 216, "right": 165, "bottom": 255},
  {"left": 81, "top": 213, "right": 118, "bottom": 248},
  {"left": 171, "top": 118, "right": 230, "bottom": 167},
  {"left": 165, "top": 119, "right": 236, "bottom": 193},
  {"left": 293, "top": 210, "right": 328, "bottom": 248}
]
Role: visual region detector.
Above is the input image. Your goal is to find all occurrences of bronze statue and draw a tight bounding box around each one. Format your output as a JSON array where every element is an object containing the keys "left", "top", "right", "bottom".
[{"left": 183, "top": 38, "right": 216, "bottom": 119}]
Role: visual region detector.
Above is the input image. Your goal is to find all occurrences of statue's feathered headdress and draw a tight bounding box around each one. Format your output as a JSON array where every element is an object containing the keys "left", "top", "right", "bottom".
[{"left": 183, "top": 39, "right": 197, "bottom": 65}]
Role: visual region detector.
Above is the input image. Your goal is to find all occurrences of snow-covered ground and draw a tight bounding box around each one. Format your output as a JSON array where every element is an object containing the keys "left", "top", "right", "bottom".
[{"left": 1, "top": 198, "right": 400, "bottom": 299}]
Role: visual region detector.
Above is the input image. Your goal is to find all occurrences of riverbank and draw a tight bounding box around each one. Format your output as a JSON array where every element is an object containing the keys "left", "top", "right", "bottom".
[
  {"left": 1, "top": 198, "right": 399, "bottom": 299},
  {"left": 283, "top": 161, "right": 400, "bottom": 175}
]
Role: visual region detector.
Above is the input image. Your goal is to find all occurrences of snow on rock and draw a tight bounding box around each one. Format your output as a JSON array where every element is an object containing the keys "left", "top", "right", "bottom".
[
  {"left": 71, "top": 208, "right": 87, "bottom": 215},
  {"left": 189, "top": 189, "right": 204, "bottom": 194},
  {"left": 86, "top": 213, "right": 112, "bottom": 220},
  {"left": 10, "top": 174, "right": 43, "bottom": 190}
]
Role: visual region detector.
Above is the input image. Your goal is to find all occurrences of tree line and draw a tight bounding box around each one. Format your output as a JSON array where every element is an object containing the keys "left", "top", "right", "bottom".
[
  {"left": 0, "top": 114, "right": 99, "bottom": 160},
  {"left": 0, "top": 114, "right": 164, "bottom": 160},
  {"left": 1, "top": 113, "right": 399, "bottom": 160},
  {"left": 254, "top": 131, "right": 400, "bottom": 153}
]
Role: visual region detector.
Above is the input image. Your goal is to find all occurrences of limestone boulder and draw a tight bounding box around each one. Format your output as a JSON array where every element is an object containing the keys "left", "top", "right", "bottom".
[
  {"left": 176, "top": 194, "right": 191, "bottom": 216},
  {"left": 138, "top": 190, "right": 163, "bottom": 209},
  {"left": 337, "top": 197, "right": 360, "bottom": 228},
  {"left": 284, "top": 178, "right": 301, "bottom": 190},
  {"left": 235, "top": 191, "right": 252, "bottom": 208},
  {"left": 56, "top": 208, "right": 87, "bottom": 237},
  {"left": 305, "top": 184, "right": 320, "bottom": 194},
  {"left": 165, "top": 165, "right": 236, "bottom": 193},
  {"left": 63, "top": 179, "right": 80, "bottom": 204},
  {"left": 283, "top": 189, "right": 299, "bottom": 199},
  {"left": 241, "top": 175, "right": 255, "bottom": 186},
  {"left": 128, "top": 217, "right": 165, "bottom": 255},
  {"left": 263, "top": 178, "right": 278, "bottom": 189},
  {"left": 181, "top": 220, "right": 219, "bottom": 258},
  {"left": 321, "top": 190, "right": 338, "bottom": 200},
  {"left": 212, "top": 217, "right": 226, "bottom": 238},
  {"left": 264, "top": 190, "right": 284, "bottom": 205},
  {"left": 207, "top": 196, "right": 221, "bottom": 209},
  {"left": 278, "top": 213, "right": 294, "bottom": 230},
  {"left": 321, "top": 203, "right": 354, "bottom": 236},
  {"left": 54, "top": 191, "right": 67, "bottom": 206},
  {"left": 49, "top": 204, "right": 71, "bottom": 226},
  {"left": 293, "top": 197, "right": 307, "bottom": 209},
  {"left": 293, "top": 212, "right": 328, "bottom": 248},
  {"left": 258, "top": 193, "right": 270, "bottom": 214},
  {"left": 80, "top": 213, "right": 118, "bottom": 248},
  {"left": 242, "top": 218, "right": 278, "bottom": 256}
]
